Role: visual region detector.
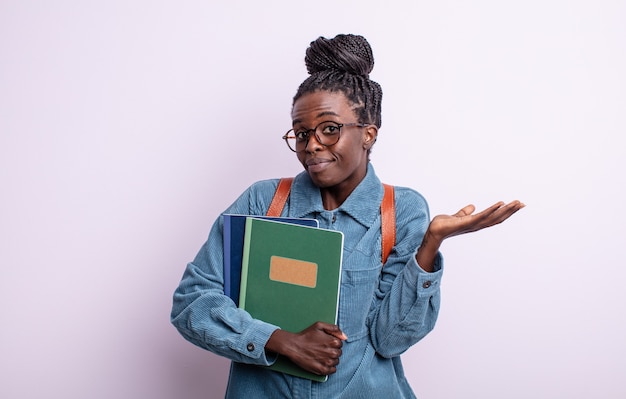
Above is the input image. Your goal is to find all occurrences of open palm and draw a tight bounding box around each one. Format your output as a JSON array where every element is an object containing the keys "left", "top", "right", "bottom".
[{"left": 429, "top": 200, "right": 525, "bottom": 242}]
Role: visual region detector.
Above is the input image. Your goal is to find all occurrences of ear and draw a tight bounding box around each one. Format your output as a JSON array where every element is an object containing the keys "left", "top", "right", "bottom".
[{"left": 363, "top": 125, "right": 378, "bottom": 150}]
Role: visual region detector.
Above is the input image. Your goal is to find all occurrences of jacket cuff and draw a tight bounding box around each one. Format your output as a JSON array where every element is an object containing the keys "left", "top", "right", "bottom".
[
  {"left": 239, "top": 319, "right": 280, "bottom": 365},
  {"left": 406, "top": 251, "right": 443, "bottom": 298}
]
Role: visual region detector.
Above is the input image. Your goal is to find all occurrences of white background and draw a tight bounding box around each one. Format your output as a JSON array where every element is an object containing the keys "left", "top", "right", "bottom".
[{"left": 1, "top": 1, "right": 625, "bottom": 398}]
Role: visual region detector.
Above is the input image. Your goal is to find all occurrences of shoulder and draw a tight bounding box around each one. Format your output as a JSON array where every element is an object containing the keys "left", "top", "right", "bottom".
[
  {"left": 247, "top": 178, "right": 281, "bottom": 194},
  {"left": 245, "top": 178, "right": 284, "bottom": 205},
  {"left": 390, "top": 185, "right": 430, "bottom": 217},
  {"left": 386, "top": 185, "right": 432, "bottom": 252},
  {"left": 223, "top": 178, "right": 282, "bottom": 215}
]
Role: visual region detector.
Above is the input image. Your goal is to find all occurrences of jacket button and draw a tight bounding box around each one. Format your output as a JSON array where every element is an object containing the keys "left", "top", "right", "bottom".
[
  {"left": 422, "top": 281, "right": 432, "bottom": 289},
  {"left": 246, "top": 343, "right": 255, "bottom": 352}
]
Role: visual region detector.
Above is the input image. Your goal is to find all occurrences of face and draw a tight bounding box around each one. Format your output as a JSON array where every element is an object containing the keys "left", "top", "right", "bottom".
[{"left": 291, "top": 90, "right": 377, "bottom": 192}]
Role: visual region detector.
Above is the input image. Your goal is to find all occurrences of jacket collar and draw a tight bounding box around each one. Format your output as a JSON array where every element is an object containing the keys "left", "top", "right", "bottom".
[{"left": 289, "top": 163, "right": 384, "bottom": 228}]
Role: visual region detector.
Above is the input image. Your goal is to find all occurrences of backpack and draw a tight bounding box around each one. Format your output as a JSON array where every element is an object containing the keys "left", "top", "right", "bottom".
[{"left": 266, "top": 178, "right": 396, "bottom": 264}]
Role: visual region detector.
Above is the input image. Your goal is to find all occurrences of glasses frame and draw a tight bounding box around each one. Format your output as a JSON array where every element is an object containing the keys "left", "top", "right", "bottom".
[{"left": 282, "top": 121, "right": 368, "bottom": 153}]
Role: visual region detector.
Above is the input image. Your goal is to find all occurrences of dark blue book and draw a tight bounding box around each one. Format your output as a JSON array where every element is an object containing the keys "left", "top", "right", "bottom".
[{"left": 222, "top": 214, "right": 318, "bottom": 306}]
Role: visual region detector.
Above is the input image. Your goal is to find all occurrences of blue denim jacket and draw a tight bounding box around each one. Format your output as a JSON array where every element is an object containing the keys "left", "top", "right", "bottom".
[{"left": 171, "top": 164, "right": 443, "bottom": 398}]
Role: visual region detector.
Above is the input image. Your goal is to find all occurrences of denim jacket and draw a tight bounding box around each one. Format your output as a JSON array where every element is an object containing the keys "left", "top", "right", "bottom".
[{"left": 171, "top": 164, "right": 443, "bottom": 398}]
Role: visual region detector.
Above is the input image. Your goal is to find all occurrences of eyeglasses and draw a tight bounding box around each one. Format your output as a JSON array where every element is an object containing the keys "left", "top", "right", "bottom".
[{"left": 282, "top": 121, "right": 368, "bottom": 153}]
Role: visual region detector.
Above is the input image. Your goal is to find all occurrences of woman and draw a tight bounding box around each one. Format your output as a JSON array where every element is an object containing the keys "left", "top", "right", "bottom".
[{"left": 171, "top": 34, "right": 524, "bottom": 398}]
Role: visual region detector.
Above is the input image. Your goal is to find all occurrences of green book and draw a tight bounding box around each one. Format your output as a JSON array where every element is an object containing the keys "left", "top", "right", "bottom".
[{"left": 239, "top": 217, "right": 344, "bottom": 382}]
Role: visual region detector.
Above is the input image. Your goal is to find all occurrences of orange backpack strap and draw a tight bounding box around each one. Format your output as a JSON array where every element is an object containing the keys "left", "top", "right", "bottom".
[
  {"left": 381, "top": 184, "right": 396, "bottom": 264},
  {"left": 266, "top": 177, "right": 293, "bottom": 217},
  {"left": 267, "top": 178, "right": 396, "bottom": 265}
]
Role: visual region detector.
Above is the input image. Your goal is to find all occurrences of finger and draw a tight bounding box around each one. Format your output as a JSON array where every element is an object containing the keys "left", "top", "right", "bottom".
[
  {"left": 326, "top": 355, "right": 341, "bottom": 367},
  {"left": 492, "top": 200, "right": 525, "bottom": 222},
  {"left": 453, "top": 201, "right": 513, "bottom": 234},
  {"left": 476, "top": 200, "right": 525, "bottom": 229},
  {"left": 328, "top": 330, "right": 348, "bottom": 341},
  {"left": 492, "top": 200, "right": 523, "bottom": 215},
  {"left": 453, "top": 204, "right": 476, "bottom": 217},
  {"left": 471, "top": 201, "right": 507, "bottom": 221},
  {"left": 321, "top": 324, "right": 348, "bottom": 341}
]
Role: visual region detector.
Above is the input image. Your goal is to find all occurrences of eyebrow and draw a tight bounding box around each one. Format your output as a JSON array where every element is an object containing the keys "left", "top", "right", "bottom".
[{"left": 292, "top": 111, "right": 340, "bottom": 126}]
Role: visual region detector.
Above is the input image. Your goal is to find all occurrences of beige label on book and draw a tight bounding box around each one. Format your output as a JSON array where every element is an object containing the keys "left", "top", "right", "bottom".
[{"left": 269, "top": 256, "right": 318, "bottom": 288}]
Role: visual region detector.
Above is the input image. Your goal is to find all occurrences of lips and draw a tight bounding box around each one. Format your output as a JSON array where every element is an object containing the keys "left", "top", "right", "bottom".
[
  {"left": 305, "top": 157, "right": 333, "bottom": 173},
  {"left": 306, "top": 158, "right": 329, "bottom": 166}
]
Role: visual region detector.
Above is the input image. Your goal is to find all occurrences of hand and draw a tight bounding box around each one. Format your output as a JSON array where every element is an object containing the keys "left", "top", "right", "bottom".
[
  {"left": 416, "top": 200, "right": 525, "bottom": 272},
  {"left": 429, "top": 200, "right": 525, "bottom": 242},
  {"left": 266, "top": 322, "right": 347, "bottom": 376}
]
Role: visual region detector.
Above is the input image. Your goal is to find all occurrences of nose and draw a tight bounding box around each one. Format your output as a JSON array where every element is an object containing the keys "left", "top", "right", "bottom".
[{"left": 304, "top": 132, "right": 323, "bottom": 153}]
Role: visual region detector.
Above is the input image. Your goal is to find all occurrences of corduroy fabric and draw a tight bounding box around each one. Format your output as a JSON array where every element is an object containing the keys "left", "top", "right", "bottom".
[{"left": 171, "top": 163, "right": 443, "bottom": 399}]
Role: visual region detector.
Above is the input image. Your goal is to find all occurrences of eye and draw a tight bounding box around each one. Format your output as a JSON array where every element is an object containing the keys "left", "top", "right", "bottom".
[
  {"left": 294, "top": 129, "right": 309, "bottom": 142},
  {"left": 320, "top": 123, "right": 340, "bottom": 136}
]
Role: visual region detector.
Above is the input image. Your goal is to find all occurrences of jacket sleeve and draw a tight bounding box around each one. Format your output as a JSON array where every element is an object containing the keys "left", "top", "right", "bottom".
[
  {"left": 367, "top": 187, "right": 444, "bottom": 358},
  {"left": 170, "top": 180, "right": 281, "bottom": 365}
]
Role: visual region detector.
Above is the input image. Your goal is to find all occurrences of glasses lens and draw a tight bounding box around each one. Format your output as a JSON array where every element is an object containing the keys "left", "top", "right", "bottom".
[
  {"left": 284, "top": 130, "right": 298, "bottom": 152},
  {"left": 284, "top": 122, "right": 343, "bottom": 152},
  {"left": 316, "top": 122, "right": 341, "bottom": 146}
]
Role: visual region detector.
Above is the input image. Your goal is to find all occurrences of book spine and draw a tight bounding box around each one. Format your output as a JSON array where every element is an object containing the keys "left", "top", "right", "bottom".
[
  {"left": 223, "top": 215, "right": 231, "bottom": 297},
  {"left": 238, "top": 217, "right": 253, "bottom": 309}
]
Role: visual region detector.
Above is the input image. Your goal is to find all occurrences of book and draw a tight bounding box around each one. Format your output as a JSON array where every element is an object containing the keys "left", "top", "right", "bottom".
[
  {"left": 222, "top": 214, "right": 318, "bottom": 306},
  {"left": 239, "top": 217, "right": 344, "bottom": 382}
]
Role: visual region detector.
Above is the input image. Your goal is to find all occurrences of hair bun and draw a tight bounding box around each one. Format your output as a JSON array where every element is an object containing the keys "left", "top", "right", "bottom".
[{"left": 305, "top": 34, "right": 374, "bottom": 77}]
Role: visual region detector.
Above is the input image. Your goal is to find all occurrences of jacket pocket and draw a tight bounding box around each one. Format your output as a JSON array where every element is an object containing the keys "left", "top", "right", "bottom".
[{"left": 338, "top": 265, "right": 380, "bottom": 342}]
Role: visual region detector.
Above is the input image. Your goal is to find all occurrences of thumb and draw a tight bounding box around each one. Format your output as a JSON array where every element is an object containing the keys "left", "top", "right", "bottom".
[
  {"left": 322, "top": 324, "right": 348, "bottom": 341},
  {"left": 454, "top": 204, "right": 476, "bottom": 217}
]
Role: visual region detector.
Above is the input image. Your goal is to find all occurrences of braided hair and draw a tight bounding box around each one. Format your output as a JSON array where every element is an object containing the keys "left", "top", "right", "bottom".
[{"left": 293, "top": 34, "right": 383, "bottom": 129}]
